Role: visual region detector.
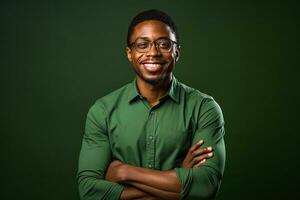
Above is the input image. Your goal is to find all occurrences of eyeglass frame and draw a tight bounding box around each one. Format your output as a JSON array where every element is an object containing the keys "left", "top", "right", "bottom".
[{"left": 128, "top": 37, "right": 180, "bottom": 53}]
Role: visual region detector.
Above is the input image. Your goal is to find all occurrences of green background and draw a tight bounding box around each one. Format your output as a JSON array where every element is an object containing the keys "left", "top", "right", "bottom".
[{"left": 1, "top": 0, "right": 299, "bottom": 199}]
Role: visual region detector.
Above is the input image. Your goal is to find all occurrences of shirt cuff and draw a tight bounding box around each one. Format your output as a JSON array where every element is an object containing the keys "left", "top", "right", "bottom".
[
  {"left": 107, "top": 183, "right": 125, "bottom": 200},
  {"left": 175, "top": 167, "right": 192, "bottom": 199}
]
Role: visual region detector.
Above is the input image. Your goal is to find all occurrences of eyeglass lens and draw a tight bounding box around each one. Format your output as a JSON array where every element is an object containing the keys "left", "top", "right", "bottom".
[{"left": 134, "top": 39, "right": 173, "bottom": 52}]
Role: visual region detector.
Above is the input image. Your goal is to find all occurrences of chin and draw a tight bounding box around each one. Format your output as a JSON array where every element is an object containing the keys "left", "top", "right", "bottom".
[
  {"left": 142, "top": 74, "right": 168, "bottom": 86},
  {"left": 133, "top": 66, "right": 171, "bottom": 86},
  {"left": 145, "top": 78, "right": 161, "bottom": 85}
]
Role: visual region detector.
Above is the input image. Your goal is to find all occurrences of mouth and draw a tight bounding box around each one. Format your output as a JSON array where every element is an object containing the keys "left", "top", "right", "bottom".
[{"left": 141, "top": 61, "right": 165, "bottom": 72}]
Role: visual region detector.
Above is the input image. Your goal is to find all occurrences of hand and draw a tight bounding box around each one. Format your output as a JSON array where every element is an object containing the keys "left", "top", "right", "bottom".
[
  {"left": 139, "top": 196, "right": 160, "bottom": 200},
  {"left": 181, "top": 140, "right": 213, "bottom": 168},
  {"left": 146, "top": 197, "right": 161, "bottom": 200},
  {"left": 105, "top": 160, "right": 127, "bottom": 183}
]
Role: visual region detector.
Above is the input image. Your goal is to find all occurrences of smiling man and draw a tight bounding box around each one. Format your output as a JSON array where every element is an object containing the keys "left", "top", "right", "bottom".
[{"left": 77, "top": 9, "right": 226, "bottom": 200}]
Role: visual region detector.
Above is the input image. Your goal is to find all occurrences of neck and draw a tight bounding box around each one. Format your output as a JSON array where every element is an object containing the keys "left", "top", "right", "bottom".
[{"left": 136, "top": 75, "right": 172, "bottom": 106}]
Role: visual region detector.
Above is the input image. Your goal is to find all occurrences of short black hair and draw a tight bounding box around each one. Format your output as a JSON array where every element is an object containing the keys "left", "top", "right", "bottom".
[{"left": 126, "top": 9, "right": 179, "bottom": 46}]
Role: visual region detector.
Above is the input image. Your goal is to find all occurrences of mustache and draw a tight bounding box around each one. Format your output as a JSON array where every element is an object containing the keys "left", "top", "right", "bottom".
[{"left": 140, "top": 58, "right": 166, "bottom": 64}]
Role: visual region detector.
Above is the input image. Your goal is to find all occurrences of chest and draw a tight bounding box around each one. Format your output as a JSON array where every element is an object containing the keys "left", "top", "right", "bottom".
[{"left": 107, "top": 101, "right": 195, "bottom": 159}]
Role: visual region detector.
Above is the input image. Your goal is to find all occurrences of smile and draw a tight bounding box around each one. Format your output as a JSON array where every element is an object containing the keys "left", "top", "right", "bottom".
[{"left": 142, "top": 63, "right": 163, "bottom": 72}]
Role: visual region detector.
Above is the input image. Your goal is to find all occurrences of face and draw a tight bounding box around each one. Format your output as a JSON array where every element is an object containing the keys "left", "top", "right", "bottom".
[{"left": 126, "top": 20, "right": 180, "bottom": 86}]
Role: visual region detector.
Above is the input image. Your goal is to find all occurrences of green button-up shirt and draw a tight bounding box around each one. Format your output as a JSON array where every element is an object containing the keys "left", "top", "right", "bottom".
[{"left": 77, "top": 76, "right": 226, "bottom": 200}]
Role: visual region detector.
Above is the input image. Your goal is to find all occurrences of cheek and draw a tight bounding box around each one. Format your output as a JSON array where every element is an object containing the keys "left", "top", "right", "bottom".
[
  {"left": 166, "top": 53, "right": 177, "bottom": 64},
  {"left": 172, "top": 49, "right": 178, "bottom": 60},
  {"left": 132, "top": 54, "right": 144, "bottom": 64}
]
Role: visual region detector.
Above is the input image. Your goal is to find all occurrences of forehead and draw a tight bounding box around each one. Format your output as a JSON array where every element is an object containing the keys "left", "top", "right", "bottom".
[{"left": 130, "top": 20, "right": 176, "bottom": 42}]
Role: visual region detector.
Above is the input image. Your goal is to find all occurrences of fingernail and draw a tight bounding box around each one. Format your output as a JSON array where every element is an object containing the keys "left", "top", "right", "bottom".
[
  {"left": 207, "top": 147, "right": 212, "bottom": 151},
  {"left": 201, "top": 159, "right": 206, "bottom": 163},
  {"left": 198, "top": 140, "right": 203, "bottom": 144},
  {"left": 208, "top": 152, "right": 213, "bottom": 157}
]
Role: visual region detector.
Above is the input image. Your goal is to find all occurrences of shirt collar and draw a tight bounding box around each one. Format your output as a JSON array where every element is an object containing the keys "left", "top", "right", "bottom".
[
  {"left": 127, "top": 75, "right": 180, "bottom": 104},
  {"left": 127, "top": 79, "right": 143, "bottom": 103}
]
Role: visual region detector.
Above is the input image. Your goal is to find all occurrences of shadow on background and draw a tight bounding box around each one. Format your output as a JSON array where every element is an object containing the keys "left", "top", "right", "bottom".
[{"left": 1, "top": 0, "right": 299, "bottom": 199}]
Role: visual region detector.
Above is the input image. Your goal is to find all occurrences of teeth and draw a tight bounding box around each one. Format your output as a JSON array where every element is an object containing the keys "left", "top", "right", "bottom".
[{"left": 144, "top": 63, "right": 161, "bottom": 68}]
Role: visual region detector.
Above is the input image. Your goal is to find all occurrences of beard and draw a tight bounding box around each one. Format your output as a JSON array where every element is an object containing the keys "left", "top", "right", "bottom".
[
  {"left": 132, "top": 66, "right": 172, "bottom": 86},
  {"left": 141, "top": 75, "right": 164, "bottom": 85}
]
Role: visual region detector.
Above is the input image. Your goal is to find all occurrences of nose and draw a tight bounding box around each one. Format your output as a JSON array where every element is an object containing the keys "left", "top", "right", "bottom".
[{"left": 146, "top": 43, "right": 161, "bottom": 57}]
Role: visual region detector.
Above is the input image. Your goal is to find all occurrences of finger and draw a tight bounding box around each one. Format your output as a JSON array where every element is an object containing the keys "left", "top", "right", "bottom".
[
  {"left": 189, "top": 140, "right": 204, "bottom": 153},
  {"left": 185, "top": 140, "right": 204, "bottom": 163},
  {"left": 191, "top": 152, "right": 213, "bottom": 165},
  {"left": 183, "top": 140, "right": 206, "bottom": 167},
  {"left": 193, "top": 159, "right": 206, "bottom": 168},
  {"left": 186, "top": 141, "right": 206, "bottom": 164},
  {"left": 191, "top": 146, "right": 213, "bottom": 157}
]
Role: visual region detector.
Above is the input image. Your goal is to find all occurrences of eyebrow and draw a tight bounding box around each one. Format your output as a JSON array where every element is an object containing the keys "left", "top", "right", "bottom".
[{"left": 135, "top": 36, "right": 171, "bottom": 41}]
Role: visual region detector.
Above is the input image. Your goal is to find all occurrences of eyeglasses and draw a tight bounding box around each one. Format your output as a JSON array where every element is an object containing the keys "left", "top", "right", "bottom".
[{"left": 129, "top": 38, "right": 179, "bottom": 53}]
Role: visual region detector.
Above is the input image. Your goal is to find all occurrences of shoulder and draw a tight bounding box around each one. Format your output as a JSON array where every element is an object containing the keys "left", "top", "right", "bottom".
[
  {"left": 177, "top": 80, "right": 215, "bottom": 105},
  {"left": 177, "top": 80, "right": 224, "bottom": 126},
  {"left": 90, "top": 82, "right": 132, "bottom": 112}
]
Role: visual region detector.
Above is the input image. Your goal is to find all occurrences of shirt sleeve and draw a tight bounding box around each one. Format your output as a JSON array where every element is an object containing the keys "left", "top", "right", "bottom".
[
  {"left": 175, "top": 97, "right": 226, "bottom": 200},
  {"left": 77, "top": 102, "right": 124, "bottom": 200}
]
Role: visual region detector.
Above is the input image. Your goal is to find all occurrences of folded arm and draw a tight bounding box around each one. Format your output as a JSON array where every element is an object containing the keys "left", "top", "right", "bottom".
[
  {"left": 77, "top": 102, "right": 158, "bottom": 200},
  {"left": 175, "top": 98, "right": 226, "bottom": 199},
  {"left": 106, "top": 140, "right": 213, "bottom": 200},
  {"left": 77, "top": 103, "right": 125, "bottom": 199},
  {"left": 106, "top": 97, "right": 226, "bottom": 200}
]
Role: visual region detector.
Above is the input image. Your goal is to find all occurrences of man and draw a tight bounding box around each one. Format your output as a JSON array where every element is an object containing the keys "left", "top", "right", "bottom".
[{"left": 77, "top": 9, "right": 226, "bottom": 200}]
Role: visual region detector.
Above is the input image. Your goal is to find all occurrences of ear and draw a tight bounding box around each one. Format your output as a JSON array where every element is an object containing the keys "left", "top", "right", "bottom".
[
  {"left": 175, "top": 46, "right": 180, "bottom": 62},
  {"left": 126, "top": 47, "right": 132, "bottom": 62}
]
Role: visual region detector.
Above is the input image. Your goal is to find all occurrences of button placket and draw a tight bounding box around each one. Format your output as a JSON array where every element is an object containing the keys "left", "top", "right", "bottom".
[{"left": 146, "top": 110, "right": 156, "bottom": 169}]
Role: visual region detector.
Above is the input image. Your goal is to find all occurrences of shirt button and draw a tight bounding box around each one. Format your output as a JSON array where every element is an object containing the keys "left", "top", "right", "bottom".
[
  {"left": 149, "top": 136, "right": 153, "bottom": 140},
  {"left": 148, "top": 164, "right": 152, "bottom": 168}
]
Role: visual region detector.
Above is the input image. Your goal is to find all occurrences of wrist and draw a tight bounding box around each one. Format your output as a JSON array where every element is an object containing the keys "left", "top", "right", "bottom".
[{"left": 118, "top": 163, "right": 131, "bottom": 182}]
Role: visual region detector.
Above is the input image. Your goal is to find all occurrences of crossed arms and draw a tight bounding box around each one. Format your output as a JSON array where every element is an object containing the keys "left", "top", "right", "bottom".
[
  {"left": 106, "top": 140, "right": 213, "bottom": 200},
  {"left": 77, "top": 99, "right": 225, "bottom": 200}
]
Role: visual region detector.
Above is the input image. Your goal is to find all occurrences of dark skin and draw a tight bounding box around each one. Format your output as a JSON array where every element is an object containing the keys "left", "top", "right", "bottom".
[
  {"left": 105, "top": 20, "right": 214, "bottom": 200},
  {"left": 126, "top": 20, "right": 178, "bottom": 107},
  {"left": 106, "top": 141, "right": 213, "bottom": 200}
]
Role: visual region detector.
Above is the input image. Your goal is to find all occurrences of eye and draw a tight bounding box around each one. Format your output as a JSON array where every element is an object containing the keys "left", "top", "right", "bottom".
[
  {"left": 158, "top": 40, "right": 171, "bottom": 49},
  {"left": 136, "top": 42, "right": 149, "bottom": 49}
]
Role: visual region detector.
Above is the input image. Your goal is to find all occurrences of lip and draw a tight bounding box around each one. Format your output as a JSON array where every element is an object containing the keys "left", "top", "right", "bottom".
[
  {"left": 141, "top": 60, "right": 165, "bottom": 64},
  {"left": 140, "top": 59, "right": 166, "bottom": 72},
  {"left": 142, "top": 63, "right": 163, "bottom": 72}
]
